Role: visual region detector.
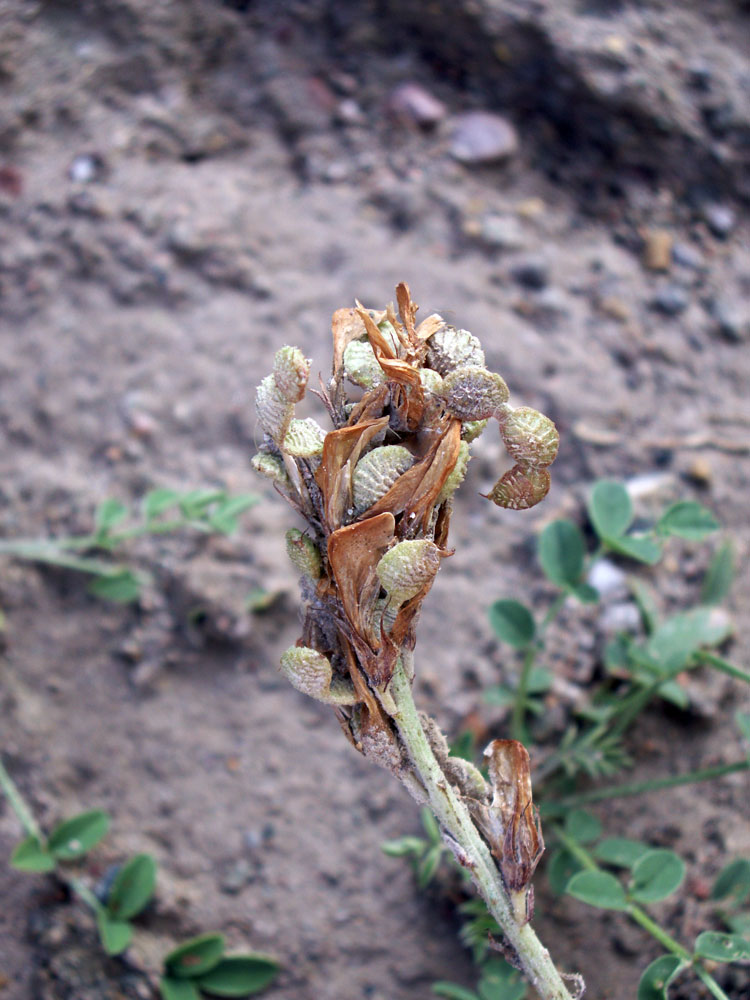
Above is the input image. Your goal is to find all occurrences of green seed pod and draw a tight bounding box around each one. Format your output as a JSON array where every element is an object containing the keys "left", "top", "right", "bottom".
[
  {"left": 501, "top": 407, "right": 559, "bottom": 467},
  {"left": 487, "top": 465, "right": 551, "bottom": 510},
  {"left": 426, "top": 326, "right": 485, "bottom": 375},
  {"left": 283, "top": 417, "right": 326, "bottom": 458},
  {"left": 352, "top": 445, "right": 414, "bottom": 513},
  {"left": 376, "top": 539, "right": 441, "bottom": 608},
  {"left": 442, "top": 366, "right": 509, "bottom": 421},
  {"left": 273, "top": 346, "right": 310, "bottom": 403},
  {"left": 462, "top": 418, "right": 489, "bottom": 443},
  {"left": 280, "top": 646, "right": 356, "bottom": 705},
  {"left": 285, "top": 528, "right": 322, "bottom": 579},
  {"left": 343, "top": 339, "right": 385, "bottom": 389},
  {"left": 377, "top": 320, "right": 400, "bottom": 354},
  {"left": 419, "top": 367, "right": 444, "bottom": 395},
  {"left": 437, "top": 440, "right": 471, "bottom": 503},
  {"left": 256, "top": 374, "right": 294, "bottom": 444},
  {"left": 251, "top": 451, "right": 291, "bottom": 488}
]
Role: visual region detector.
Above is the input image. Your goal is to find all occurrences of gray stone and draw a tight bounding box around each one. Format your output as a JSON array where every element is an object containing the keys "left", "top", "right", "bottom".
[
  {"left": 702, "top": 203, "right": 736, "bottom": 238},
  {"left": 672, "top": 242, "right": 705, "bottom": 270},
  {"left": 479, "top": 214, "right": 526, "bottom": 250},
  {"left": 710, "top": 299, "right": 750, "bottom": 342},
  {"left": 450, "top": 111, "right": 519, "bottom": 164},
  {"left": 510, "top": 254, "right": 549, "bottom": 290},
  {"left": 587, "top": 559, "right": 627, "bottom": 598},
  {"left": 600, "top": 602, "right": 641, "bottom": 634},
  {"left": 389, "top": 82, "right": 446, "bottom": 127},
  {"left": 650, "top": 284, "right": 689, "bottom": 316}
]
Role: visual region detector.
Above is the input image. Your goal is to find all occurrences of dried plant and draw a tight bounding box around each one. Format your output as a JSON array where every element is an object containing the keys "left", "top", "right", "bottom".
[{"left": 253, "top": 283, "right": 577, "bottom": 999}]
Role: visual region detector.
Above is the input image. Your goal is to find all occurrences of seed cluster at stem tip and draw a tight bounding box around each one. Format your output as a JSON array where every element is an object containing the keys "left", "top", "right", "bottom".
[{"left": 250, "top": 284, "right": 570, "bottom": 995}]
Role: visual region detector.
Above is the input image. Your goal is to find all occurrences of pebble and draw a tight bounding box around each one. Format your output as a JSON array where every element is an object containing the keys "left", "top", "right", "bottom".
[
  {"left": 709, "top": 299, "right": 750, "bottom": 342},
  {"left": 220, "top": 858, "right": 254, "bottom": 894},
  {"left": 650, "top": 284, "right": 688, "bottom": 316},
  {"left": 69, "top": 153, "right": 106, "bottom": 183},
  {"left": 599, "top": 602, "right": 641, "bottom": 634},
  {"left": 587, "top": 559, "right": 627, "bottom": 598},
  {"left": 510, "top": 254, "right": 549, "bottom": 290},
  {"left": 625, "top": 471, "right": 675, "bottom": 500},
  {"left": 450, "top": 111, "right": 519, "bottom": 164},
  {"left": 672, "top": 242, "right": 705, "bottom": 270},
  {"left": 686, "top": 456, "right": 713, "bottom": 486},
  {"left": 478, "top": 213, "right": 525, "bottom": 250},
  {"left": 642, "top": 229, "right": 673, "bottom": 271},
  {"left": 702, "top": 203, "right": 736, "bottom": 238},
  {"left": 388, "top": 82, "right": 446, "bottom": 127}
]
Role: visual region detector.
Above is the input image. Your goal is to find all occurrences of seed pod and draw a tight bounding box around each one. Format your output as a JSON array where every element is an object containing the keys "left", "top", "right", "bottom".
[
  {"left": 501, "top": 407, "right": 559, "bottom": 467},
  {"left": 419, "top": 367, "right": 444, "bottom": 395},
  {"left": 377, "top": 320, "right": 401, "bottom": 354},
  {"left": 487, "top": 464, "right": 551, "bottom": 510},
  {"left": 286, "top": 528, "right": 322, "bottom": 579},
  {"left": 273, "top": 346, "right": 310, "bottom": 403},
  {"left": 376, "top": 539, "right": 441, "bottom": 608},
  {"left": 280, "top": 646, "right": 356, "bottom": 705},
  {"left": 283, "top": 417, "right": 326, "bottom": 458},
  {"left": 426, "top": 326, "right": 485, "bottom": 375},
  {"left": 437, "top": 440, "right": 471, "bottom": 503},
  {"left": 251, "top": 451, "right": 291, "bottom": 488},
  {"left": 352, "top": 445, "right": 414, "bottom": 513},
  {"left": 462, "top": 418, "right": 488, "bottom": 443},
  {"left": 442, "top": 366, "right": 509, "bottom": 421},
  {"left": 255, "top": 374, "right": 294, "bottom": 443},
  {"left": 343, "top": 339, "right": 385, "bottom": 389}
]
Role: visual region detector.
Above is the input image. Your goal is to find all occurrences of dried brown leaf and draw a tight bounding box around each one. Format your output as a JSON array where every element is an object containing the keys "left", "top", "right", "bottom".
[{"left": 327, "top": 512, "right": 395, "bottom": 639}]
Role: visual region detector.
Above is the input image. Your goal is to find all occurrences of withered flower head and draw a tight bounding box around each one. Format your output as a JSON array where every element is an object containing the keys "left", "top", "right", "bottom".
[{"left": 252, "top": 283, "right": 558, "bottom": 770}]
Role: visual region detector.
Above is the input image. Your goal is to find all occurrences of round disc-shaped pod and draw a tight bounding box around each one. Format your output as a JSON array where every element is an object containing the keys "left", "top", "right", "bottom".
[
  {"left": 441, "top": 366, "right": 509, "bottom": 421},
  {"left": 501, "top": 407, "right": 559, "bottom": 467},
  {"left": 487, "top": 464, "right": 551, "bottom": 510}
]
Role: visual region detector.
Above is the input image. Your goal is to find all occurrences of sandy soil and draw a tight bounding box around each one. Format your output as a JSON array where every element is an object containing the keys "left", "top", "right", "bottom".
[{"left": 1, "top": 2, "right": 749, "bottom": 998}]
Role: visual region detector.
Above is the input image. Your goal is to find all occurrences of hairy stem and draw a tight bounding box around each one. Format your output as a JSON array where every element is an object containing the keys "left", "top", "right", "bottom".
[
  {"left": 0, "top": 756, "right": 43, "bottom": 841},
  {"left": 387, "top": 655, "right": 575, "bottom": 1000}
]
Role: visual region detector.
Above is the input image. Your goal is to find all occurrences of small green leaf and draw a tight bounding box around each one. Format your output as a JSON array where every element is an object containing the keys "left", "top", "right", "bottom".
[
  {"left": 432, "top": 984, "right": 480, "bottom": 1000},
  {"left": 421, "top": 807, "right": 441, "bottom": 844},
  {"left": 566, "top": 870, "right": 628, "bottom": 910},
  {"left": 95, "top": 498, "right": 129, "bottom": 535},
  {"left": 197, "top": 955, "right": 279, "bottom": 996},
  {"left": 571, "top": 582, "right": 599, "bottom": 604},
  {"left": 208, "top": 495, "right": 259, "bottom": 534},
  {"left": 630, "top": 850, "right": 685, "bottom": 903},
  {"left": 97, "top": 912, "right": 132, "bottom": 955},
  {"left": 546, "top": 847, "right": 582, "bottom": 896},
  {"left": 628, "top": 578, "right": 660, "bottom": 634},
  {"left": 145, "top": 488, "right": 181, "bottom": 519},
  {"left": 701, "top": 542, "right": 734, "bottom": 606},
  {"left": 10, "top": 835, "right": 56, "bottom": 872},
  {"left": 106, "top": 853, "right": 157, "bottom": 920},
  {"left": 449, "top": 730, "right": 476, "bottom": 763},
  {"left": 178, "top": 489, "right": 226, "bottom": 518},
  {"left": 538, "top": 520, "right": 585, "bottom": 588},
  {"left": 657, "top": 501, "right": 719, "bottom": 541},
  {"left": 711, "top": 858, "right": 750, "bottom": 903},
  {"left": 159, "top": 978, "right": 201, "bottom": 1000},
  {"left": 47, "top": 809, "right": 110, "bottom": 860},
  {"left": 694, "top": 931, "right": 750, "bottom": 963},
  {"left": 637, "top": 955, "right": 684, "bottom": 1000},
  {"left": 478, "top": 958, "right": 526, "bottom": 1000},
  {"left": 647, "top": 608, "right": 732, "bottom": 672},
  {"left": 605, "top": 535, "right": 663, "bottom": 565},
  {"left": 381, "top": 836, "right": 427, "bottom": 858},
  {"left": 488, "top": 600, "right": 536, "bottom": 649},
  {"left": 593, "top": 838, "right": 652, "bottom": 869},
  {"left": 736, "top": 711, "right": 750, "bottom": 743},
  {"left": 589, "top": 481, "right": 633, "bottom": 540},
  {"left": 165, "top": 933, "right": 225, "bottom": 979},
  {"left": 417, "top": 843, "right": 444, "bottom": 888},
  {"left": 563, "top": 810, "right": 602, "bottom": 845},
  {"left": 88, "top": 569, "right": 143, "bottom": 604}
]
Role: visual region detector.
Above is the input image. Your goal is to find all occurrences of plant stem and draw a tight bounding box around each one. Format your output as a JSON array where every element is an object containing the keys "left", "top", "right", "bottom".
[
  {"left": 68, "top": 874, "right": 103, "bottom": 915},
  {"left": 512, "top": 646, "right": 536, "bottom": 743},
  {"left": 0, "top": 756, "right": 43, "bottom": 840},
  {"left": 548, "top": 758, "right": 750, "bottom": 808},
  {"left": 388, "top": 655, "right": 575, "bottom": 1000},
  {"left": 694, "top": 651, "right": 750, "bottom": 686}
]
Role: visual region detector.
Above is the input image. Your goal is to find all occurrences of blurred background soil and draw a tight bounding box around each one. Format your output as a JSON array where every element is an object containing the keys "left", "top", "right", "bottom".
[{"left": 0, "top": 1, "right": 749, "bottom": 997}]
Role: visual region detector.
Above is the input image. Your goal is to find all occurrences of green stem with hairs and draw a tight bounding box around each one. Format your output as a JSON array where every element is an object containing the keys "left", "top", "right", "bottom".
[
  {"left": 0, "top": 756, "right": 43, "bottom": 841},
  {"left": 387, "top": 654, "right": 576, "bottom": 1000}
]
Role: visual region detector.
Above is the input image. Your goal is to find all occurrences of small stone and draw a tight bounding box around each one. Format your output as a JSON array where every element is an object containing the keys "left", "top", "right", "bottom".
[
  {"left": 702, "top": 203, "right": 736, "bottom": 238},
  {"left": 510, "top": 254, "right": 549, "bottom": 290},
  {"left": 600, "top": 602, "right": 641, "bottom": 634},
  {"left": 650, "top": 284, "right": 688, "bottom": 316},
  {"left": 220, "top": 858, "right": 254, "bottom": 894},
  {"left": 709, "top": 299, "right": 750, "bottom": 342},
  {"left": 450, "top": 111, "right": 519, "bottom": 165},
  {"left": 587, "top": 559, "right": 627, "bottom": 598},
  {"left": 516, "top": 196, "right": 545, "bottom": 219},
  {"left": 642, "top": 229, "right": 673, "bottom": 271},
  {"left": 686, "top": 457, "right": 713, "bottom": 487},
  {"left": 672, "top": 242, "right": 705, "bottom": 270},
  {"left": 599, "top": 296, "right": 631, "bottom": 322},
  {"left": 477, "top": 214, "right": 525, "bottom": 250},
  {"left": 69, "top": 153, "right": 106, "bottom": 183},
  {"left": 388, "top": 82, "right": 446, "bottom": 127}
]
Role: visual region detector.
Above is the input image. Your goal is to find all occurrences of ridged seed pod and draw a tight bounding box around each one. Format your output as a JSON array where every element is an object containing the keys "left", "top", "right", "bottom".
[
  {"left": 251, "top": 451, "right": 291, "bottom": 488},
  {"left": 437, "top": 440, "right": 471, "bottom": 504},
  {"left": 501, "top": 407, "right": 559, "bottom": 467},
  {"left": 283, "top": 417, "right": 326, "bottom": 458},
  {"left": 442, "top": 366, "right": 509, "bottom": 421},
  {"left": 280, "top": 646, "right": 356, "bottom": 705},
  {"left": 286, "top": 528, "right": 322, "bottom": 579},
  {"left": 426, "top": 326, "right": 485, "bottom": 375},
  {"left": 352, "top": 445, "right": 414, "bottom": 513},
  {"left": 487, "top": 465, "right": 551, "bottom": 510},
  {"left": 462, "top": 418, "right": 489, "bottom": 443},
  {"left": 376, "top": 539, "right": 441, "bottom": 608},
  {"left": 273, "top": 346, "right": 310, "bottom": 403},
  {"left": 255, "top": 374, "right": 294, "bottom": 444},
  {"left": 343, "top": 339, "right": 385, "bottom": 389}
]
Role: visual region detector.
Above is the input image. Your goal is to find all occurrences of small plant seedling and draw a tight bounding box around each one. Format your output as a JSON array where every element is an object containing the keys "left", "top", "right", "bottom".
[{"left": 0, "top": 487, "right": 258, "bottom": 603}]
